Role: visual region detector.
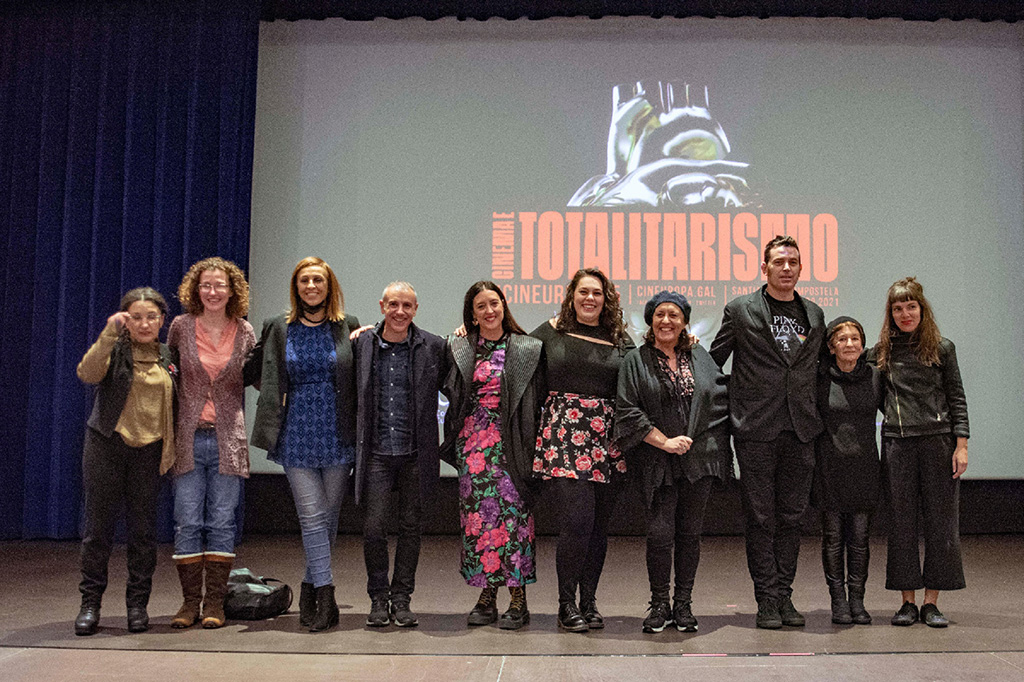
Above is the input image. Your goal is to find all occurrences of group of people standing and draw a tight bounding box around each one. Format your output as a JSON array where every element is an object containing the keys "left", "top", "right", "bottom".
[{"left": 73, "top": 235, "right": 969, "bottom": 638}]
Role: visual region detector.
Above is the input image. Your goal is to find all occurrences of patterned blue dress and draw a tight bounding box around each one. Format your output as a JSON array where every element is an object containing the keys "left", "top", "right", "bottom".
[{"left": 275, "top": 322, "right": 353, "bottom": 468}]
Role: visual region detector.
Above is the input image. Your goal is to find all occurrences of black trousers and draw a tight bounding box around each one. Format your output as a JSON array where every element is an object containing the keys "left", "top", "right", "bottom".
[
  {"left": 78, "top": 428, "right": 163, "bottom": 608},
  {"left": 646, "top": 476, "right": 714, "bottom": 602},
  {"left": 882, "top": 434, "right": 965, "bottom": 591},
  {"left": 551, "top": 477, "right": 623, "bottom": 605},
  {"left": 735, "top": 433, "right": 814, "bottom": 604},
  {"left": 820, "top": 510, "right": 871, "bottom": 589},
  {"left": 363, "top": 453, "right": 422, "bottom": 600}
]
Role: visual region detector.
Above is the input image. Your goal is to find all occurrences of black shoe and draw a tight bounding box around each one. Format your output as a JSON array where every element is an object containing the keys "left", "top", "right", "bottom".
[
  {"left": 642, "top": 600, "right": 673, "bottom": 633},
  {"left": 920, "top": 603, "right": 948, "bottom": 628},
  {"left": 673, "top": 599, "right": 698, "bottom": 632},
  {"left": 366, "top": 595, "right": 391, "bottom": 627},
  {"left": 309, "top": 584, "right": 339, "bottom": 633},
  {"left": 126, "top": 607, "right": 149, "bottom": 633},
  {"left": 74, "top": 605, "right": 100, "bottom": 636},
  {"left": 778, "top": 597, "right": 806, "bottom": 627},
  {"left": 557, "top": 602, "right": 589, "bottom": 633},
  {"left": 498, "top": 587, "right": 529, "bottom": 630},
  {"left": 755, "top": 598, "right": 782, "bottom": 629},
  {"left": 467, "top": 587, "right": 498, "bottom": 626},
  {"left": 299, "top": 582, "right": 316, "bottom": 628},
  {"left": 891, "top": 601, "right": 919, "bottom": 626},
  {"left": 390, "top": 598, "right": 419, "bottom": 628},
  {"left": 580, "top": 600, "right": 604, "bottom": 630}
]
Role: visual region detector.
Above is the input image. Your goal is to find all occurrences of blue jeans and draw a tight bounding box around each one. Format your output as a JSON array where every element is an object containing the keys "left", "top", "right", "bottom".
[
  {"left": 173, "top": 429, "right": 242, "bottom": 556},
  {"left": 284, "top": 463, "right": 351, "bottom": 588}
]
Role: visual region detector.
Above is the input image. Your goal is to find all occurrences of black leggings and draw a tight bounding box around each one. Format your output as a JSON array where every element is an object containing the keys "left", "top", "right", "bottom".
[
  {"left": 551, "top": 477, "right": 622, "bottom": 605},
  {"left": 646, "top": 476, "right": 714, "bottom": 602}
]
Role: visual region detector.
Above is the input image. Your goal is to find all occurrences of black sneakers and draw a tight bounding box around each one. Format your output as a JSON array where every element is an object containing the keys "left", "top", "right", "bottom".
[
  {"left": 755, "top": 598, "right": 782, "bottom": 629},
  {"left": 642, "top": 600, "right": 673, "bottom": 633},
  {"left": 366, "top": 595, "right": 391, "bottom": 627}
]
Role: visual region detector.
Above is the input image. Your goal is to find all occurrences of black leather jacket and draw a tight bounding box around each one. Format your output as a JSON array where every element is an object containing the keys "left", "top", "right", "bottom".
[{"left": 870, "top": 335, "right": 969, "bottom": 439}]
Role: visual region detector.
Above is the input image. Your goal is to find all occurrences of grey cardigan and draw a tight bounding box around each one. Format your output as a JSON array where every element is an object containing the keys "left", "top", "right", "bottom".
[{"left": 441, "top": 332, "right": 543, "bottom": 504}]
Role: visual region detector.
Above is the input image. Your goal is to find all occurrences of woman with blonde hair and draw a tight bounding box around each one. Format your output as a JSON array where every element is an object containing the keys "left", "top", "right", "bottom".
[
  {"left": 871, "top": 277, "right": 969, "bottom": 628},
  {"left": 167, "top": 257, "right": 256, "bottom": 629},
  {"left": 247, "top": 257, "right": 360, "bottom": 632}
]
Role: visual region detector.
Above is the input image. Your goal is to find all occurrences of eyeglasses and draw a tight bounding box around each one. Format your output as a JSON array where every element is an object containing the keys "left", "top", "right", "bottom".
[
  {"left": 129, "top": 313, "right": 162, "bottom": 324},
  {"left": 198, "top": 283, "right": 231, "bottom": 293}
]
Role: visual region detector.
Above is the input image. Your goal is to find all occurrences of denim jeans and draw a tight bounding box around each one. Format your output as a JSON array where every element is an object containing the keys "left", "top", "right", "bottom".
[
  {"left": 172, "top": 429, "right": 242, "bottom": 556},
  {"left": 363, "top": 454, "right": 422, "bottom": 600},
  {"left": 285, "top": 463, "right": 352, "bottom": 588}
]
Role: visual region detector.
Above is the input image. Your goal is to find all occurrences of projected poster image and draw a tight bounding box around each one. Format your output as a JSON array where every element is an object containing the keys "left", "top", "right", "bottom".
[{"left": 487, "top": 80, "right": 839, "bottom": 337}]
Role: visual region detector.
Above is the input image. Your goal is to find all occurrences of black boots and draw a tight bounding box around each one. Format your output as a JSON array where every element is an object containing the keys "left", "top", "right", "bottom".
[
  {"left": 829, "top": 583, "right": 853, "bottom": 624},
  {"left": 299, "top": 582, "right": 316, "bottom": 627},
  {"left": 499, "top": 586, "right": 529, "bottom": 630},
  {"left": 74, "top": 604, "right": 101, "bottom": 636},
  {"left": 848, "top": 584, "right": 872, "bottom": 625},
  {"left": 309, "top": 584, "right": 339, "bottom": 632},
  {"left": 557, "top": 601, "right": 588, "bottom": 632},
  {"left": 467, "top": 586, "right": 498, "bottom": 626}
]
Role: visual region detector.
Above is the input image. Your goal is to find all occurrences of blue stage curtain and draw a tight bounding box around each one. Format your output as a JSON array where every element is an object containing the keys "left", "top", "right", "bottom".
[{"left": 0, "top": 0, "right": 259, "bottom": 539}]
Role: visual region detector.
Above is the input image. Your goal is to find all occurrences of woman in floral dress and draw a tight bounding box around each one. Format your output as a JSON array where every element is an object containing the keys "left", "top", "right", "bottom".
[{"left": 442, "top": 281, "right": 543, "bottom": 631}]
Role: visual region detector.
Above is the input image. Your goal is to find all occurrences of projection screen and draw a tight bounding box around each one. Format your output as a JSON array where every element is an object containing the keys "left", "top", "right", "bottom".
[{"left": 248, "top": 16, "right": 1024, "bottom": 478}]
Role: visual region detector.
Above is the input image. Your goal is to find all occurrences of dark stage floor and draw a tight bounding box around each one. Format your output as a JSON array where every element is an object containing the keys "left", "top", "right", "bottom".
[{"left": 2, "top": 535, "right": 1022, "bottom": 680}]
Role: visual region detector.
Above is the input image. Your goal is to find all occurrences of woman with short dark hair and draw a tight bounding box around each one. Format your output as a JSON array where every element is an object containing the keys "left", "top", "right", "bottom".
[
  {"left": 74, "top": 287, "right": 178, "bottom": 636},
  {"left": 813, "top": 316, "right": 883, "bottom": 625}
]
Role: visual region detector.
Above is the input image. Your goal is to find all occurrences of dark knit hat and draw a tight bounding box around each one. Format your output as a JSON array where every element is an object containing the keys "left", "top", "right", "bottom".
[{"left": 644, "top": 290, "right": 691, "bottom": 326}]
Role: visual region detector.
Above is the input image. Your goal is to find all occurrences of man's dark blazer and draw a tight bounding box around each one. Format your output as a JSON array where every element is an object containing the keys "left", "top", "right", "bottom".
[
  {"left": 709, "top": 284, "right": 825, "bottom": 444},
  {"left": 354, "top": 321, "right": 448, "bottom": 506}
]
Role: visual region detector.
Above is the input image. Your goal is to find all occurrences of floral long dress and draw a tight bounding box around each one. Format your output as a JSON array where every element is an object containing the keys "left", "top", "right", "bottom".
[{"left": 457, "top": 336, "right": 536, "bottom": 587}]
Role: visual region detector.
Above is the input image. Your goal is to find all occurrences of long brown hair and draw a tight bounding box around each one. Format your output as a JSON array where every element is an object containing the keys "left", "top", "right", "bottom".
[
  {"left": 875, "top": 277, "right": 942, "bottom": 370},
  {"left": 461, "top": 281, "right": 525, "bottom": 337},
  {"left": 554, "top": 268, "right": 627, "bottom": 347},
  {"left": 177, "top": 256, "right": 250, "bottom": 318},
  {"left": 287, "top": 257, "right": 345, "bottom": 323}
]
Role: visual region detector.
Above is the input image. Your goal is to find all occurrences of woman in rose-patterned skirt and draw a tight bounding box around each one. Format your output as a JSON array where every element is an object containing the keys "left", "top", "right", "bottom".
[
  {"left": 442, "top": 281, "right": 543, "bottom": 631},
  {"left": 531, "top": 268, "right": 635, "bottom": 632}
]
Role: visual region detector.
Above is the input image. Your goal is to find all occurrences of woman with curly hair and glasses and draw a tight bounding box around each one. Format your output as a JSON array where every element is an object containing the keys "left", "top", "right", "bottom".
[
  {"left": 167, "top": 257, "right": 256, "bottom": 630},
  {"left": 531, "top": 268, "right": 635, "bottom": 632},
  {"left": 869, "top": 277, "right": 969, "bottom": 629}
]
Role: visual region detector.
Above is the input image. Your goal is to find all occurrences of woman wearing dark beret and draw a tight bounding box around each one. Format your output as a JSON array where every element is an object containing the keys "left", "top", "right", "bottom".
[
  {"left": 615, "top": 291, "right": 732, "bottom": 633},
  {"left": 813, "top": 316, "right": 883, "bottom": 625}
]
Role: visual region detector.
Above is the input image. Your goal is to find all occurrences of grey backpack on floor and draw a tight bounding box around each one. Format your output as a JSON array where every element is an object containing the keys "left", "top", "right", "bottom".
[{"left": 223, "top": 568, "right": 293, "bottom": 620}]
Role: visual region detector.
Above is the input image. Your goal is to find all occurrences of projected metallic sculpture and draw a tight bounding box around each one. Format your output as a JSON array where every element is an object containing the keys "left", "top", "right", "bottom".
[{"left": 569, "top": 81, "right": 753, "bottom": 208}]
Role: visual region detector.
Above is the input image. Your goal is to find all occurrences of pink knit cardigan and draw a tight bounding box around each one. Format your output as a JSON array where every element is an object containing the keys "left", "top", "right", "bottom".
[{"left": 168, "top": 314, "right": 256, "bottom": 478}]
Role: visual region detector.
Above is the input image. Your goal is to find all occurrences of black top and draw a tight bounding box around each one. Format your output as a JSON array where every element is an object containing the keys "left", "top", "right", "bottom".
[
  {"left": 868, "top": 334, "right": 970, "bottom": 439},
  {"left": 812, "top": 355, "right": 884, "bottom": 513},
  {"left": 765, "top": 292, "right": 810, "bottom": 365},
  {"left": 530, "top": 321, "right": 634, "bottom": 399}
]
